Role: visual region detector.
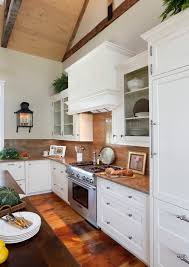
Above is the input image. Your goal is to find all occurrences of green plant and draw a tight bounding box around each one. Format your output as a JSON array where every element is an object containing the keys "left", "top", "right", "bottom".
[
  {"left": 161, "top": 0, "right": 189, "bottom": 21},
  {"left": 52, "top": 73, "right": 68, "bottom": 94},
  {"left": 0, "top": 187, "right": 21, "bottom": 207},
  {"left": 0, "top": 148, "right": 20, "bottom": 160}
]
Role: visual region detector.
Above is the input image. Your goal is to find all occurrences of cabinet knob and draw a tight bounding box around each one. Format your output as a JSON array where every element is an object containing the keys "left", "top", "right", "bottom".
[
  {"left": 106, "top": 221, "right": 110, "bottom": 225},
  {"left": 113, "top": 134, "right": 116, "bottom": 138},
  {"left": 128, "top": 236, "right": 133, "bottom": 240},
  {"left": 128, "top": 195, "right": 132, "bottom": 199},
  {"left": 106, "top": 202, "right": 110, "bottom": 205},
  {"left": 128, "top": 214, "right": 132, "bottom": 217},
  {"left": 61, "top": 188, "right": 64, "bottom": 191},
  {"left": 60, "top": 171, "right": 64, "bottom": 174},
  {"left": 53, "top": 168, "right": 56, "bottom": 170},
  {"left": 120, "top": 135, "right": 124, "bottom": 138},
  {"left": 77, "top": 134, "right": 79, "bottom": 137},
  {"left": 106, "top": 187, "right": 110, "bottom": 190},
  {"left": 54, "top": 183, "right": 56, "bottom": 186}
]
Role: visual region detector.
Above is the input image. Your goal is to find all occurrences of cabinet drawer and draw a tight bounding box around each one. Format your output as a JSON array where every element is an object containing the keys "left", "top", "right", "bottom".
[
  {"left": 0, "top": 162, "right": 25, "bottom": 181},
  {"left": 155, "top": 200, "right": 189, "bottom": 241},
  {"left": 102, "top": 191, "right": 144, "bottom": 225},
  {"left": 98, "top": 178, "right": 147, "bottom": 208},
  {"left": 154, "top": 227, "right": 189, "bottom": 267},
  {"left": 101, "top": 204, "right": 147, "bottom": 262}
]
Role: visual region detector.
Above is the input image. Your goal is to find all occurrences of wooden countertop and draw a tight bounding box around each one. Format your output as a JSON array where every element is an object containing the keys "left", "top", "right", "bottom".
[
  {"left": 0, "top": 156, "right": 149, "bottom": 194},
  {"left": 0, "top": 170, "right": 80, "bottom": 267},
  {"left": 97, "top": 173, "right": 149, "bottom": 194}
]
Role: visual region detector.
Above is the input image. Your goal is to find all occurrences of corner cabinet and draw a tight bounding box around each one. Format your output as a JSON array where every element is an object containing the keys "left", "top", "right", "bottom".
[
  {"left": 51, "top": 89, "right": 93, "bottom": 141},
  {"left": 112, "top": 52, "right": 150, "bottom": 147}
]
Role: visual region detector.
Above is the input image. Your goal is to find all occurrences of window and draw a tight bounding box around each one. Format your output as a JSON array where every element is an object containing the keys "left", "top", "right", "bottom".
[{"left": 0, "top": 81, "right": 4, "bottom": 150}]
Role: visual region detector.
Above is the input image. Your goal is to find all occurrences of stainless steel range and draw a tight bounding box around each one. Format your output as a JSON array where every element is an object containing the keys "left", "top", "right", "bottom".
[{"left": 66, "top": 162, "right": 120, "bottom": 228}]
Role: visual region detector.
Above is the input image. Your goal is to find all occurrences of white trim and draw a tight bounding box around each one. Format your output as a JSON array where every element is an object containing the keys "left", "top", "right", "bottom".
[{"left": 0, "top": 81, "right": 5, "bottom": 150}]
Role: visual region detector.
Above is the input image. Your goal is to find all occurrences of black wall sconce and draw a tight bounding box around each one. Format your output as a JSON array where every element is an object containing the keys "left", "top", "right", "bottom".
[{"left": 14, "top": 102, "right": 33, "bottom": 133}]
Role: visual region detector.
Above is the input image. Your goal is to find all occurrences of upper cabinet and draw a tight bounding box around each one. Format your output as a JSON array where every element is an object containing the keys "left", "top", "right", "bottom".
[
  {"left": 142, "top": 9, "right": 189, "bottom": 77},
  {"left": 51, "top": 89, "right": 93, "bottom": 142},
  {"left": 65, "top": 42, "right": 135, "bottom": 114},
  {"left": 112, "top": 52, "right": 149, "bottom": 147}
]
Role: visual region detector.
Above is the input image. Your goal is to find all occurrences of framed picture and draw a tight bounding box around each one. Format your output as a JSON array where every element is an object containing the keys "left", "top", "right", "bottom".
[{"left": 128, "top": 151, "right": 147, "bottom": 175}]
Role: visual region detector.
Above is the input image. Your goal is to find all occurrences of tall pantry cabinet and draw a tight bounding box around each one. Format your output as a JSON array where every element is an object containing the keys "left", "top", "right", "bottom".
[{"left": 142, "top": 9, "right": 189, "bottom": 267}]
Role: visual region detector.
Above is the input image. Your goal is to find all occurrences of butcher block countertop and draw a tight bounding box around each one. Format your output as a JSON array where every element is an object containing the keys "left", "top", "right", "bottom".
[
  {"left": 0, "top": 170, "right": 80, "bottom": 267},
  {"left": 97, "top": 173, "right": 149, "bottom": 194},
  {"left": 0, "top": 156, "right": 149, "bottom": 194}
]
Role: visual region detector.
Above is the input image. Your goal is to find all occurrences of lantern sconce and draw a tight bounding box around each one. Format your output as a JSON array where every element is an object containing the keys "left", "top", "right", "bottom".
[{"left": 14, "top": 102, "right": 33, "bottom": 133}]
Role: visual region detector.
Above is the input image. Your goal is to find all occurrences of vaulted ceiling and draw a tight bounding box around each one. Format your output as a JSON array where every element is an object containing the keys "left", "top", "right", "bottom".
[{"left": 0, "top": 0, "right": 87, "bottom": 61}]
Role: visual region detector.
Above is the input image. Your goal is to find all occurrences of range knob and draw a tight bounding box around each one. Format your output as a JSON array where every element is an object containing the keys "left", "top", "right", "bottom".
[
  {"left": 86, "top": 177, "right": 90, "bottom": 182},
  {"left": 82, "top": 176, "right": 86, "bottom": 181},
  {"left": 90, "top": 178, "right": 94, "bottom": 184},
  {"left": 76, "top": 174, "right": 80, "bottom": 179}
]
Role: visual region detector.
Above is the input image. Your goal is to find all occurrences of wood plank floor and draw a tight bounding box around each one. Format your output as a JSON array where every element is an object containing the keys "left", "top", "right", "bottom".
[{"left": 29, "top": 193, "right": 147, "bottom": 267}]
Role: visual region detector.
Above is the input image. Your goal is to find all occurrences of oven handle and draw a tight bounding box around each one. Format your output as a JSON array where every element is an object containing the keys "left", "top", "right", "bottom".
[{"left": 68, "top": 176, "right": 96, "bottom": 190}]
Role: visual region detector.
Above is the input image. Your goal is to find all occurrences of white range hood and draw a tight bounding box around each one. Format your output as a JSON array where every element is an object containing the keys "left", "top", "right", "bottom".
[{"left": 66, "top": 42, "right": 134, "bottom": 114}]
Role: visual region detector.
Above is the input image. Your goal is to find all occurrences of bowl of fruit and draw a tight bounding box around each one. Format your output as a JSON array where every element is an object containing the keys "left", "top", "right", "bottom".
[{"left": 20, "top": 151, "right": 30, "bottom": 160}]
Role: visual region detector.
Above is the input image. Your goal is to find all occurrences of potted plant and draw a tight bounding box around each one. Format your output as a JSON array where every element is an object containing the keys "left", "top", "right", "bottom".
[
  {"left": 0, "top": 148, "right": 20, "bottom": 160},
  {"left": 52, "top": 73, "right": 68, "bottom": 94},
  {"left": 161, "top": 0, "right": 189, "bottom": 21}
]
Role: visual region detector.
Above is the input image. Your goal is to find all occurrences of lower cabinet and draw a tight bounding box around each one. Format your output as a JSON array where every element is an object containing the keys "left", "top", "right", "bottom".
[
  {"left": 26, "top": 160, "right": 51, "bottom": 195},
  {"left": 0, "top": 161, "right": 26, "bottom": 192},
  {"left": 51, "top": 161, "right": 68, "bottom": 203},
  {"left": 153, "top": 199, "right": 189, "bottom": 267},
  {"left": 97, "top": 178, "right": 149, "bottom": 264}
]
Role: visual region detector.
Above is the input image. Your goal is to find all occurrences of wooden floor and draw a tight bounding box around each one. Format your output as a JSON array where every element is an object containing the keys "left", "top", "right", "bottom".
[{"left": 29, "top": 193, "right": 147, "bottom": 267}]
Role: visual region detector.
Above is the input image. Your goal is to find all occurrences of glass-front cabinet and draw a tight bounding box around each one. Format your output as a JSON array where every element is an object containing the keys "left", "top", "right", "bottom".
[
  {"left": 112, "top": 51, "right": 150, "bottom": 147},
  {"left": 52, "top": 89, "right": 74, "bottom": 140},
  {"left": 51, "top": 89, "right": 93, "bottom": 142}
]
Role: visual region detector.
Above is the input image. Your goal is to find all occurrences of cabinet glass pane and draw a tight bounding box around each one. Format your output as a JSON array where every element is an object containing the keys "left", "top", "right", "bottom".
[
  {"left": 54, "top": 100, "right": 61, "bottom": 135},
  {"left": 63, "top": 97, "right": 73, "bottom": 136},
  {"left": 64, "top": 125, "right": 73, "bottom": 136},
  {"left": 124, "top": 67, "right": 149, "bottom": 137}
]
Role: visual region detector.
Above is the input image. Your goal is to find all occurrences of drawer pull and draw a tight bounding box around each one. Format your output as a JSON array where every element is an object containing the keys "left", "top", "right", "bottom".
[
  {"left": 53, "top": 168, "right": 56, "bottom": 170},
  {"left": 128, "top": 214, "right": 132, "bottom": 217},
  {"left": 106, "top": 221, "right": 110, "bottom": 225},
  {"left": 176, "top": 215, "right": 189, "bottom": 223},
  {"left": 106, "top": 187, "right": 110, "bottom": 190},
  {"left": 128, "top": 196, "right": 132, "bottom": 199},
  {"left": 177, "top": 254, "right": 189, "bottom": 264},
  {"left": 53, "top": 183, "right": 56, "bottom": 186},
  {"left": 128, "top": 236, "right": 133, "bottom": 240},
  {"left": 106, "top": 202, "right": 110, "bottom": 205},
  {"left": 8, "top": 163, "right": 15, "bottom": 166},
  {"left": 61, "top": 188, "right": 64, "bottom": 191},
  {"left": 60, "top": 171, "right": 64, "bottom": 174}
]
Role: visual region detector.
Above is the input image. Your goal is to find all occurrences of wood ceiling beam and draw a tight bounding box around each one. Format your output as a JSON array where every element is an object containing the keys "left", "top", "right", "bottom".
[
  {"left": 62, "top": 0, "right": 89, "bottom": 62},
  {"left": 1, "top": 0, "right": 22, "bottom": 48},
  {"left": 63, "top": 0, "right": 140, "bottom": 62}
]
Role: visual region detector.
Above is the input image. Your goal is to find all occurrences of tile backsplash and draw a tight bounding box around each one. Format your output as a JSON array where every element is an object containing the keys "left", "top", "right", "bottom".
[{"left": 4, "top": 112, "right": 149, "bottom": 174}]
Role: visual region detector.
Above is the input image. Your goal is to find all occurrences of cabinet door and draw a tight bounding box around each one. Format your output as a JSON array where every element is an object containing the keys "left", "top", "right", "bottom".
[
  {"left": 151, "top": 31, "right": 189, "bottom": 76},
  {"left": 62, "top": 96, "right": 74, "bottom": 140},
  {"left": 152, "top": 69, "right": 189, "bottom": 209},
  {"left": 26, "top": 161, "right": 51, "bottom": 195},
  {"left": 51, "top": 162, "right": 68, "bottom": 203},
  {"left": 52, "top": 99, "right": 62, "bottom": 138},
  {"left": 112, "top": 105, "right": 124, "bottom": 144}
]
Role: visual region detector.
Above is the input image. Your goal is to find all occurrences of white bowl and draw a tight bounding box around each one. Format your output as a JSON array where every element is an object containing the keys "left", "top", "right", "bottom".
[{"left": 127, "top": 78, "right": 144, "bottom": 91}]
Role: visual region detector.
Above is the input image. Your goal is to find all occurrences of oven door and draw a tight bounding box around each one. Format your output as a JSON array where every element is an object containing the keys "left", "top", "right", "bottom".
[{"left": 68, "top": 178, "right": 97, "bottom": 227}]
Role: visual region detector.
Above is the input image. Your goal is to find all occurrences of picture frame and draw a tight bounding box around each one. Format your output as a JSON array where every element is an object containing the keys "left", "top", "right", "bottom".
[{"left": 128, "top": 151, "right": 147, "bottom": 175}]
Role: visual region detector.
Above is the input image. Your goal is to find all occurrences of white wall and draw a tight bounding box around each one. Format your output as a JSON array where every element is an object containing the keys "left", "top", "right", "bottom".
[
  {"left": 63, "top": 0, "right": 163, "bottom": 69},
  {"left": 0, "top": 48, "right": 62, "bottom": 139}
]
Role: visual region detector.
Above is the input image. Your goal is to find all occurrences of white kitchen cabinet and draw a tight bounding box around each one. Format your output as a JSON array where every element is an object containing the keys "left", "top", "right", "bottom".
[
  {"left": 154, "top": 199, "right": 189, "bottom": 267},
  {"left": 51, "top": 89, "right": 93, "bottom": 141},
  {"left": 97, "top": 178, "right": 149, "bottom": 264},
  {"left": 0, "top": 161, "right": 26, "bottom": 192},
  {"left": 151, "top": 69, "right": 189, "bottom": 210},
  {"left": 112, "top": 51, "right": 150, "bottom": 147},
  {"left": 51, "top": 161, "right": 68, "bottom": 203},
  {"left": 142, "top": 9, "right": 189, "bottom": 267},
  {"left": 142, "top": 9, "right": 189, "bottom": 77},
  {"left": 26, "top": 160, "right": 51, "bottom": 195}
]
